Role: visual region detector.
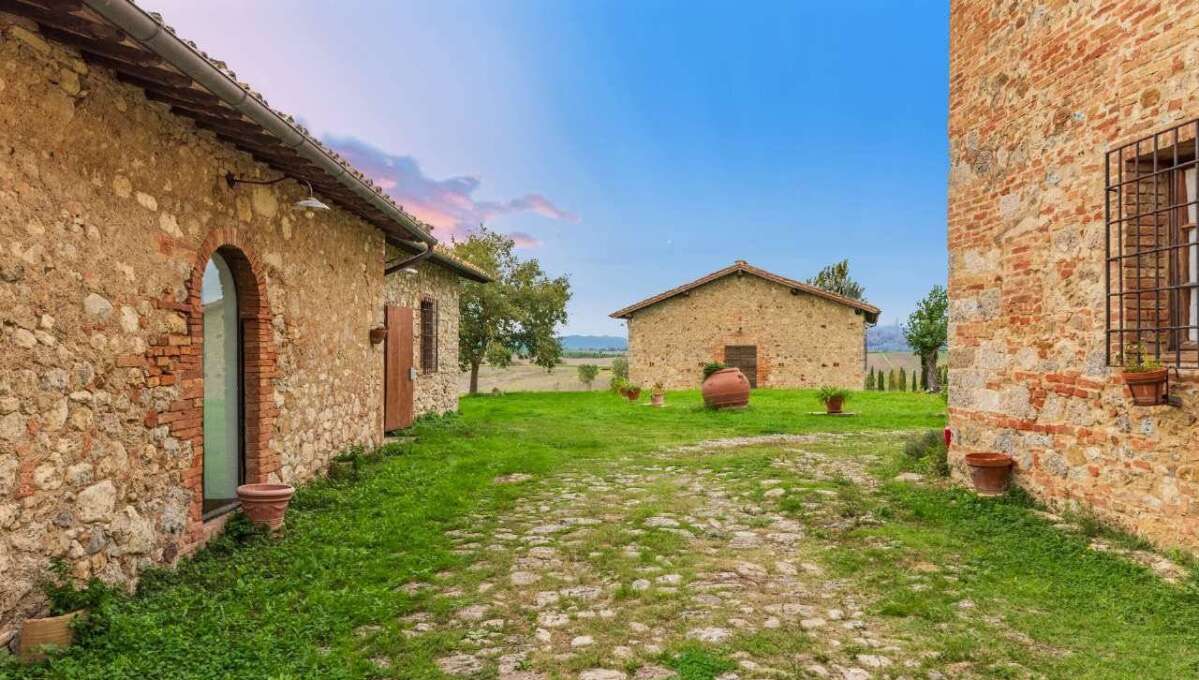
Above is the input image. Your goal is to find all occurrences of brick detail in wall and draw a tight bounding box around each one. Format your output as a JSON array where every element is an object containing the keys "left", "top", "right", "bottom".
[{"left": 126, "top": 228, "right": 278, "bottom": 538}]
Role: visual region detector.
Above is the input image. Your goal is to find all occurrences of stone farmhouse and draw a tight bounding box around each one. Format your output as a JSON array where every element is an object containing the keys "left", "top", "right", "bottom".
[
  {"left": 0, "top": 2, "right": 488, "bottom": 631},
  {"left": 948, "top": 3, "right": 1199, "bottom": 550},
  {"left": 611, "top": 261, "right": 880, "bottom": 390}
]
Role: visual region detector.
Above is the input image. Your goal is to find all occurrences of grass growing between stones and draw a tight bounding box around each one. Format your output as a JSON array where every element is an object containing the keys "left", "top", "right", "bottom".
[{"left": 5, "top": 389, "right": 1197, "bottom": 679}]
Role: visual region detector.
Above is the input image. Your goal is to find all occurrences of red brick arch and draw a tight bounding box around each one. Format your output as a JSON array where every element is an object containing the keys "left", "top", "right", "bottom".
[{"left": 179, "top": 228, "right": 279, "bottom": 527}]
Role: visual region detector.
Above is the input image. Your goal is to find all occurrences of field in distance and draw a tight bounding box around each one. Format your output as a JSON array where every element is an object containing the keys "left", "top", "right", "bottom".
[
  {"left": 461, "top": 352, "right": 944, "bottom": 394},
  {"left": 460, "top": 356, "right": 620, "bottom": 394}
]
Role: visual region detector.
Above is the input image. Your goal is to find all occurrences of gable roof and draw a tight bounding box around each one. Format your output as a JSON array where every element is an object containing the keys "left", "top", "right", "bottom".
[
  {"left": 609, "top": 260, "right": 880, "bottom": 322},
  {"left": 1, "top": 0, "right": 433, "bottom": 246}
]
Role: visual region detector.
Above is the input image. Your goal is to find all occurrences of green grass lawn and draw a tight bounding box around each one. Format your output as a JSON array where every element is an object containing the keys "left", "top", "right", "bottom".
[{"left": 4, "top": 390, "right": 1199, "bottom": 679}]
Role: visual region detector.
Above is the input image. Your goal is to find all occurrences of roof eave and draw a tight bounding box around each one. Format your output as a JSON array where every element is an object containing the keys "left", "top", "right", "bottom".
[{"left": 79, "top": 0, "right": 435, "bottom": 246}]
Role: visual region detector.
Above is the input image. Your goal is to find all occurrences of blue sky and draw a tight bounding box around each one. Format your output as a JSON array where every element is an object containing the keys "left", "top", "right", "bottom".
[{"left": 147, "top": 0, "right": 949, "bottom": 335}]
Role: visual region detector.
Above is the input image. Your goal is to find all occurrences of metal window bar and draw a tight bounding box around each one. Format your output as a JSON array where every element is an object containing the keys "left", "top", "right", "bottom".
[{"left": 1105, "top": 118, "right": 1199, "bottom": 369}]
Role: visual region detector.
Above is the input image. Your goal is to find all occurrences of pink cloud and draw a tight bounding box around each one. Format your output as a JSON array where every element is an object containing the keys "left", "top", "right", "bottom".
[{"left": 325, "top": 136, "right": 576, "bottom": 245}]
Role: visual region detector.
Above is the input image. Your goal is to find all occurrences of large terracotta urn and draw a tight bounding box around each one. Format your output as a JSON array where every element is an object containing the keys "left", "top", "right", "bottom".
[
  {"left": 236, "top": 483, "right": 295, "bottom": 531},
  {"left": 702, "top": 368, "right": 750, "bottom": 409}
]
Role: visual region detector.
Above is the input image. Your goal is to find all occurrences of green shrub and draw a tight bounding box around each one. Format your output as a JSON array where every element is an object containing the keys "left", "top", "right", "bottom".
[
  {"left": 610, "top": 375, "right": 629, "bottom": 394},
  {"left": 577, "top": 363, "right": 600, "bottom": 389},
  {"left": 702, "top": 361, "right": 725, "bottom": 380},
  {"left": 610, "top": 356, "right": 629, "bottom": 380},
  {"left": 903, "top": 429, "right": 949, "bottom": 477}
]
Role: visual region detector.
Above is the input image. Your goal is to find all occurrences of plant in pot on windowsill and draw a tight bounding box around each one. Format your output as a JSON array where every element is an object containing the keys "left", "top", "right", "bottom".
[
  {"left": 816, "top": 386, "right": 850, "bottom": 414},
  {"left": 19, "top": 560, "right": 113, "bottom": 662},
  {"left": 1120, "top": 343, "right": 1168, "bottom": 406}
]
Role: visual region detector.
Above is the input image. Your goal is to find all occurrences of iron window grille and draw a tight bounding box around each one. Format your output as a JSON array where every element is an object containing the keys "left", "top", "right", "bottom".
[
  {"left": 420, "top": 298, "right": 438, "bottom": 373},
  {"left": 1106, "top": 118, "right": 1199, "bottom": 369}
]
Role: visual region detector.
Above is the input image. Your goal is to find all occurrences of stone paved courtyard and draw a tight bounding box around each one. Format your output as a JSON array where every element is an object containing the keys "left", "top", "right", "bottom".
[{"left": 364, "top": 434, "right": 958, "bottom": 679}]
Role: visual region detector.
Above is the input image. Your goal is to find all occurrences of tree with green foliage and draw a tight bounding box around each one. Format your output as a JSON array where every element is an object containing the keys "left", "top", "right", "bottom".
[
  {"left": 806, "top": 259, "right": 866, "bottom": 301},
  {"left": 876, "top": 370, "right": 885, "bottom": 391},
  {"left": 911, "top": 371, "right": 918, "bottom": 392},
  {"left": 903, "top": 285, "right": 949, "bottom": 393},
  {"left": 899, "top": 367, "right": 907, "bottom": 392},
  {"left": 866, "top": 366, "right": 875, "bottom": 390},
  {"left": 887, "top": 369, "right": 896, "bottom": 391},
  {"left": 452, "top": 227, "right": 572, "bottom": 394},
  {"left": 577, "top": 364, "right": 599, "bottom": 390}
]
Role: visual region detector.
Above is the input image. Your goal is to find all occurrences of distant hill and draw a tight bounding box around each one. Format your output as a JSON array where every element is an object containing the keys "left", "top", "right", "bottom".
[
  {"left": 560, "top": 335, "right": 627, "bottom": 351},
  {"left": 867, "top": 324, "right": 911, "bottom": 353}
]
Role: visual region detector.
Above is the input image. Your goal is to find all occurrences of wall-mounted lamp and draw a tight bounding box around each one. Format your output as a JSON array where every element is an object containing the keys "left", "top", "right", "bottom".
[{"left": 224, "top": 172, "right": 331, "bottom": 211}]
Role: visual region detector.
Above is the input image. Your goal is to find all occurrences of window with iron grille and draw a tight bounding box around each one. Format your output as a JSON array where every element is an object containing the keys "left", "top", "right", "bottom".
[
  {"left": 1106, "top": 119, "right": 1199, "bottom": 369},
  {"left": 420, "top": 298, "right": 438, "bottom": 373}
]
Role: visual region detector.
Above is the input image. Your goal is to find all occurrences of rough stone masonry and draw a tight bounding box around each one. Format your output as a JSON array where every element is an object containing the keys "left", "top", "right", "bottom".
[
  {"left": 948, "top": 2, "right": 1199, "bottom": 550},
  {"left": 0, "top": 17, "right": 465, "bottom": 637}
]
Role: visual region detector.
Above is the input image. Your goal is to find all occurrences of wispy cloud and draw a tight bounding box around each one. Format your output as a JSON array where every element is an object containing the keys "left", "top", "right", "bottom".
[{"left": 325, "top": 136, "right": 577, "bottom": 245}]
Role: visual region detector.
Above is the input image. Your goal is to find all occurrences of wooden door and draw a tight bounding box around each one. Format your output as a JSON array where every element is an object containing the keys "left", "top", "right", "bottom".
[
  {"left": 724, "top": 345, "right": 758, "bottom": 388},
  {"left": 384, "top": 305, "right": 414, "bottom": 431}
]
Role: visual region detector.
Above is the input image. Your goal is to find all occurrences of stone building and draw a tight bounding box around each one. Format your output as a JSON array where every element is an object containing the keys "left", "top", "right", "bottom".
[
  {"left": 948, "top": 2, "right": 1199, "bottom": 550},
  {"left": 611, "top": 261, "right": 879, "bottom": 389},
  {"left": 0, "top": 3, "right": 487, "bottom": 634}
]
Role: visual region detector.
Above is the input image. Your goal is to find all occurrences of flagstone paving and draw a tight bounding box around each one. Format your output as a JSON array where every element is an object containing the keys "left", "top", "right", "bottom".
[{"left": 371, "top": 433, "right": 952, "bottom": 679}]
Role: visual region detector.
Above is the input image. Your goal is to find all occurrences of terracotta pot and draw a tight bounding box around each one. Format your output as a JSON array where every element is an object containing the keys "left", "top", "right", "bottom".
[
  {"left": 964, "top": 452, "right": 1014, "bottom": 496},
  {"left": 19, "top": 610, "right": 83, "bottom": 662},
  {"left": 1121, "top": 368, "right": 1168, "bottom": 406},
  {"left": 625, "top": 387, "right": 641, "bottom": 402},
  {"left": 702, "top": 368, "right": 750, "bottom": 409},
  {"left": 650, "top": 393, "right": 664, "bottom": 407},
  {"left": 368, "top": 327, "right": 387, "bottom": 345},
  {"left": 824, "top": 396, "right": 844, "bottom": 414},
  {"left": 236, "top": 483, "right": 295, "bottom": 530}
]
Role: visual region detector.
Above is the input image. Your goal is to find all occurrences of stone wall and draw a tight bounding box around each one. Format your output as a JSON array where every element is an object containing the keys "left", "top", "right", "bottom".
[
  {"left": 948, "top": 2, "right": 1199, "bottom": 550},
  {"left": 0, "top": 19, "right": 392, "bottom": 635},
  {"left": 626, "top": 274, "right": 868, "bottom": 390},
  {"left": 383, "top": 254, "right": 462, "bottom": 418}
]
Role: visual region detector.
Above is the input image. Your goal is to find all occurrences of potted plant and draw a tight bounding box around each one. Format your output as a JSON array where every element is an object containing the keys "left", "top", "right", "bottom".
[
  {"left": 19, "top": 561, "right": 111, "bottom": 662},
  {"left": 1120, "top": 344, "right": 1168, "bottom": 406},
  {"left": 964, "top": 452, "right": 1015, "bottom": 496},
  {"left": 624, "top": 384, "right": 642, "bottom": 402},
  {"left": 816, "top": 385, "right": 850, "bottom": 414},
  {"left": 701, "top": 362, "right": 750, "bottom": 409},
  {"left": 236, "top": 482, "right": 296, "bottom": 531},
  {"left": 368, "top": 326, "right": 387, "bottom": 345},
  {"left": 650, "top": 382, "right": 665, "bottom": 407}
]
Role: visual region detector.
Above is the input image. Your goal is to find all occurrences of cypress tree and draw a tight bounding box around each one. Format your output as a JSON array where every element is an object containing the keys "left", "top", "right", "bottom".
[
  {"left": 888, "top": 369, "right": 897, "bottom": 391},
  {"left": 876, "top": 371, "right": 885, "bottom": 391},
  {"left": 911, "top": 371, "right": 918, "bottom": 392},
  {"left": 866, "top": 366, "right": 875, "bottom": 390},
  {"left": 899, "top": 367, "right": 907, "bottom": 392}
]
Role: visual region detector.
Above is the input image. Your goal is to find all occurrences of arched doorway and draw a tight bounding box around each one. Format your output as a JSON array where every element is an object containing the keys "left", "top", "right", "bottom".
[{"left": 201, "top": 251, "right": 243, "bottom": 515}]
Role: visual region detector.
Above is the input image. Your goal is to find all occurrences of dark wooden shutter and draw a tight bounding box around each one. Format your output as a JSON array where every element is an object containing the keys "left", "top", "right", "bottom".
[
  {"left": 724, "top": 345, "right": 758, "bottom": 387},
  {"left": 384, "top": 305, "right": 414, "bottom": 431}
]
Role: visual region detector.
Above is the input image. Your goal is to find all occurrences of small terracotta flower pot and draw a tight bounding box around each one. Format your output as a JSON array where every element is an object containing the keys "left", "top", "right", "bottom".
[
  {"left": 650, "top": 393, "right": 664, "bottom": 407},
  {"left": 625, "top": 387, "right": 641, "bottom": 402},
  {"left": 702, "top": 368, "right": 750, "bottom": 409},
  {"left": 19, "top": 610, "right": 83, "bottom": 662},
  {"left": 965, "top": 452, "right": 1014, "bottom": 496},
  {"left": 236, "top": 483, "right": 295, "bottom": 531},
  {"left": 824, "top": 396, "right": 844, "bottom": 414},
  {"left": 369, "top": 327, "right": 387, "bottom": 345},
  {"left": 1121, "top": 368, "right": 1168, "bottom": 406}
]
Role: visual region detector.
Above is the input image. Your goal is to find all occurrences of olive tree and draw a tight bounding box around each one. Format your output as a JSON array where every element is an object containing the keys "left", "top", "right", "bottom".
[
  {"left": 453, "top": 228, "right": 571, "bottom": 394},
  {"left": 903, "top": 285, "right": 948, "bottom": 392}
]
